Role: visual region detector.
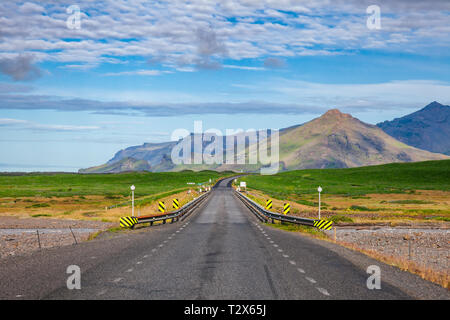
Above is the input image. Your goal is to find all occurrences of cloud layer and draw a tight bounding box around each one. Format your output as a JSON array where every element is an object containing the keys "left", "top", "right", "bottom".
[
  {"left": 0, "top": 0, "right": 449, "bottom": 74},
  {"left": 1, "top": 79, "right": 448, "bottom": 117}
]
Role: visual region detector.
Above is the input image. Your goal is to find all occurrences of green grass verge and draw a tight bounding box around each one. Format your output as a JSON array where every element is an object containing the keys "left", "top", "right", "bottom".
[
  {"left": 329, "top": 214, "right": 354, "bottom": 223},
  {"left": 238, "top": 160, "right": 450, "bottom": 197},
  {"left": 0, "top": 170, "right": 233, "bottom": 198}
]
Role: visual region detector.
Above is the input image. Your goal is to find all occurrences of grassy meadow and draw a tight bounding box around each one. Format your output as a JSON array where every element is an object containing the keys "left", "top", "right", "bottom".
[
  {"left": 0, "top": 170, "right": 233, "bottom": 222},
  {"left": 236, "top": 160, "right": 450, "bottom": 224}
]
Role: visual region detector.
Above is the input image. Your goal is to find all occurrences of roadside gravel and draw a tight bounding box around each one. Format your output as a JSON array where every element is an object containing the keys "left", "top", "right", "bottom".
[
  {"left": 327, "top": 227, "right": 449, "bottom": 274},
  {"left": 0, "top": 217, "right": 115, "bottom": 258}
]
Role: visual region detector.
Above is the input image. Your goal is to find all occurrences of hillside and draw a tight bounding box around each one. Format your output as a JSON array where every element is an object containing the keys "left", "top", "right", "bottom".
[
  {"left": 238, "top": 159, "right": 450, "bottom": 196},
  {"left": 273, "top": 109, "right": 448, "bottom": 170},
  {"left": 79, "top": 157, "right": 151, "bottom": 174},
  {"left": 377, "top": 101, "right": 450, "bottom": 155}
]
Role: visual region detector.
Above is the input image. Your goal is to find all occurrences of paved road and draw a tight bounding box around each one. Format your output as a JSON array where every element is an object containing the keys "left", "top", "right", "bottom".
[{"left": 0, "top": 177, "right": 448, "bottom": 300}]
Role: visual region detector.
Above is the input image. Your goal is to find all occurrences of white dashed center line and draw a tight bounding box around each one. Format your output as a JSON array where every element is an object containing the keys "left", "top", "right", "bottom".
[
  {"left": 297, "top": 268, "right": 305, "bottom": 274},
  {"left": 126, "top": 268, "right": 133, "bottom": 273},
  {"left": 289, "top": 260, "right": 296, "bottom": 265},
  {"left": 316, "top": 287, "right": 331, "bottom": 296},
  {"left": 282, "top": 254, "right": 289, "bottom": 258},
  {"left": 305, "top": 277, "right": 317, "bottom": 284},
  {"left": 136, "top": 261, "right": 142, "bottom": 265},
  {"left": 113, "top": 278, "right": 123, "bottom": 283}
]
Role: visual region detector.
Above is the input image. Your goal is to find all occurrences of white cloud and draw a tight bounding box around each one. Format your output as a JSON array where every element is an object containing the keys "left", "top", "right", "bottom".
[
  {"left": 223, "top": 64, "right": 266, "bottom": 71},
  {"left": 0, "top": 79, "right": 448, "bottom": 116},
  {"left": 0, "top": 0, "right": 448, "bottom": 72},
  {"left": 103, "top": 69, "right": 173, "bottom": 76},
  {"left": 0, "top": 118, "right": 100, "bottom": 131}
]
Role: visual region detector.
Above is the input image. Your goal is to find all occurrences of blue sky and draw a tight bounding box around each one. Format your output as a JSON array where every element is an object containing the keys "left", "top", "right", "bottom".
[{"left": 0, "top": 0, "right": 449, "bottom": 171}]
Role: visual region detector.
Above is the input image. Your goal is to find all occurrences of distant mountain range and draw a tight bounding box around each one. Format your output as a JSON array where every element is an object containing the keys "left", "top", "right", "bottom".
[
  {"left": 79, "top": 102, "right": 450, "bottom": 173},
  {"left": 377, "top": 101, "right": 450, "bottom": 155}
]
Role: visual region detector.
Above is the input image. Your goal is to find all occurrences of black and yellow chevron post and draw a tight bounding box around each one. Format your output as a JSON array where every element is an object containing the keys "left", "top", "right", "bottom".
[
  {"left": 265, "top": 199, "right": 272, "bottom": 210},
  {"left": 283, "top": 203, "right": 290, "bottom": 215},
  {"left": 158, "top": 201, "right": 165, "bottom": 213},
  {"left": 173, "top": 198, "right": 179, "bottom": 210},
  {"left": 120, "top": 216, "right": 138, "bottom": 228},
  {"left": 313, "top": 219, "right": 333, "bottom": 230}
]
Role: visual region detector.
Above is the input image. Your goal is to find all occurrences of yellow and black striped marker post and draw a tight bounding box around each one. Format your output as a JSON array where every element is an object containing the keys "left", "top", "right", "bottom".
[
  {"left": 173, "top": 198, "right": 179, "bottom": 209},
  {"left": 313, "top": 219, "right": 333, "bottom": 230},
  {"left": 266, "top": 199, "right": 272, "bottom": 210},
  {"left": 283, "top": 203, "right": 290, "bottom": 215},
  {"left": 158, "top": 201, "right": 165, "bottom": 213},
  {"left": 120, "top": 216, "right": 138, "bottom": 228}
]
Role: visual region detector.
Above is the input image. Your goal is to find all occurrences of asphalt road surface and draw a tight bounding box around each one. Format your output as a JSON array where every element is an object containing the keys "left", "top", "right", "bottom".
[{"left": 0, "top": 177, "right": 448, "bottom": 300}]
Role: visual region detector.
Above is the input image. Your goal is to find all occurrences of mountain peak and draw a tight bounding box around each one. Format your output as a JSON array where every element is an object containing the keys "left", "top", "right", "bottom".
[
  {"left": 424, "top": 101, "right": 444, "bottom": 109},
  {"left": 321, "top": 108, "right": 352, "bottom": 119},
  {"left": 377, "top": 101, "right": 450, "bottom": 155}
]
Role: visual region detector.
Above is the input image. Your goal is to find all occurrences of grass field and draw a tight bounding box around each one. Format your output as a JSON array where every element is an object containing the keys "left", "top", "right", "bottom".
[
  {"left": 236, "top": 160, "right": 450, "bottom": 224},
  {"left": 0, "top": 170, "right": 233, "bottom": 222}
]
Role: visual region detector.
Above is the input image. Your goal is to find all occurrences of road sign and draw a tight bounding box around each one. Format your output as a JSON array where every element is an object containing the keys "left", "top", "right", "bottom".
[
  {"left": 173, "top": 198, "right": 179, "bottom": 209},
  {"left": 240, "top": 181, "right": 246, "bottom": 188},
  {"left": 266, "top": 199, "right": 272, "bottom": 210},
  {"left": 120, "top": 216, "right": 138, "bottom": 228},
  {"left": 283, "top": 203, "right": 290, "bottom": 215},
  {"left": 314, "top": 219, "right": 333, "bottom": 230},
  {"left": 158, "top": 201, "right": 165, "bottom": 213}
]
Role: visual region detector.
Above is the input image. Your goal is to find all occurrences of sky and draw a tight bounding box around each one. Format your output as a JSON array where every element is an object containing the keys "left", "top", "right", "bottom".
[{"left": 0, "top": 0, "right": 449, "bottom": 171}]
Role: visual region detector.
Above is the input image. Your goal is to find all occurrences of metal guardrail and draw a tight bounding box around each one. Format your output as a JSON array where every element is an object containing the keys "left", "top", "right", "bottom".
[
  {"left": 135, "top": 191, "right": 211, "bottom": 226},
  {"left": 234, "top": 189, "right": 316, "bottom": 226}
]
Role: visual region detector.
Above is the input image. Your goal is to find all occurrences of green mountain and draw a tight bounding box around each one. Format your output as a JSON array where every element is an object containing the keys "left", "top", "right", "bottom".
[{"left": 275, "top": 109, "right": 448, "bottom": 169}]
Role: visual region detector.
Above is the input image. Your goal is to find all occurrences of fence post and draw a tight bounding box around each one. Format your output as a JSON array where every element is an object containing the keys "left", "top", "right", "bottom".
[
  {"left": 36, "top": 230, "right": 41, "bottom": 250},
  {"left": 69, "top": 227, "right": 78, "bottom": 245}
]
